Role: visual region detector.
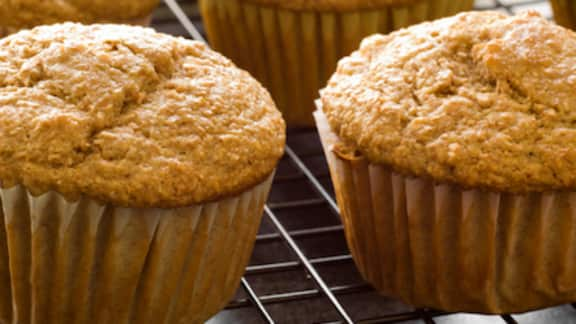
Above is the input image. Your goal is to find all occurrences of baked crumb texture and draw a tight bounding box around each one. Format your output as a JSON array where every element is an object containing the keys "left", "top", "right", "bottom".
[
  {"left": 322, "top": 11, "right": 576, "bottom": 193},
  {"left": 0, "top": 0, "right": 160, "bottom": 29},
  {"left": 0, "top": 23, "right": 286, "bottom": 207}
]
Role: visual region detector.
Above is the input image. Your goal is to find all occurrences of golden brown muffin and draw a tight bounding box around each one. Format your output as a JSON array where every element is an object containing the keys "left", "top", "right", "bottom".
[
  {"left": 317, "top": 10, "right": 576, "bottom": 313},
  {"left": 200, "top": 0, "right": 474, "bottom": 127},
  {"left": 322, "top": 10, "right": 576, "bottom": 193},
  {"left": 0, "top": 23, "right": 285, "bottom": 324},
  {"left": 0, "top": 23, "right": 285, "bottom": 208},
  {"left": 0, "top": 0, "right": 160, "bottom": 36}
]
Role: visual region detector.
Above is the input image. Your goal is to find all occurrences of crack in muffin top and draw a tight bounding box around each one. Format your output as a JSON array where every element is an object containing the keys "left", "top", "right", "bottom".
[
  {"left": 321, "top": 11, "right": 576, "bottom": 193},
  {"left": 0, "top": 23, "right": 286, "bottom": 207},
  {"left": 0, "top": 0, "right": 159, "bottom": 29}
]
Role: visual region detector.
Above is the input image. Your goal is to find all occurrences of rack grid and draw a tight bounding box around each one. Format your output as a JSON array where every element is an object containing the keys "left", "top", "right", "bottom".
[{"left": 154, "top": 1, "right": 574, "bottom": 323}]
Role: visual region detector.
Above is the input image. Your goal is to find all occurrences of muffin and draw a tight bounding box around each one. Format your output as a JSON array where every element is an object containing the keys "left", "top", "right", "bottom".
[
  {"left": 199, "top": 0, "right": 474, "bottom": 127},
  {"left": 0, "top": 23, "right": 285, "bottom": 323},
  {"left": 0, "top": 0, "right": 160, "bottom": 37},
  {"left": 551, "top": 0, "right": 576, "bottom": 30},
  {"left": 317, "top": 10, "right": 576, "bottom": 314}
]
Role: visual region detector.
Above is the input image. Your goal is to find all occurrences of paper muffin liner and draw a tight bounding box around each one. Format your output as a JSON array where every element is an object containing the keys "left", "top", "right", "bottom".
[
  {"left": 200, "top": 0, "right": 473, "bottom": 127},
  {"left": 0, "top": 15, "right": 152, "bottom": 39},
  {"left": 0, "top": 26, "right": 17, "bottom": 38},
  {"left": 0, "top": 173, "right": 273, "bottom": 324},
  {"left": 314, "top": 109, "right": 576, "bottom": 314},
  {"left": 120, "top": 14, "right": 153, "bottom": 27},
  {"left": 551, "top": 0, "right": 576, "bottom": 30}
]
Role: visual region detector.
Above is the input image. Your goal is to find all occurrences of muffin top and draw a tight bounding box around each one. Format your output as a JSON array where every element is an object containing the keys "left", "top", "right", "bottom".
[
  {"left": 240, "top": 0, "right": 416, "bottom": 11},
  {"left": 0, "top": 23, "right": 285, "bottom": 208},
  {"left": 0, "top": 0, "right": 159, "bottom": 30},
  {"left": 321, "top": 11, "right": 576, "bottom": 193}
]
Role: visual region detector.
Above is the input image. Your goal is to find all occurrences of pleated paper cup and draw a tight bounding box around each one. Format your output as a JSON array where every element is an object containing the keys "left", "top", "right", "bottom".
[
  {"left": 315, "top": 109, "right": 576, "bottom": 314},
  {"left": 551, "top": 0, "right": 576, "bottom": 30},
  {"left": 199, "top": 0, "right": 474, "bottom": 127},
  {"left": 0, "top": 26, "right": 16, "bottom": 38},
  {"left": 0, "top": 173, "right": 274, "bottom": 324},
  {"left": 120, "top": 14, "right": 154, "bottom": 27},
  {"left": 0, "top": 14, "right": 152, "bottom": 38}
]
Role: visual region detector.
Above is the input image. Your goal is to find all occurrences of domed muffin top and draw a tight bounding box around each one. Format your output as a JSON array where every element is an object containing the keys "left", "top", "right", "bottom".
[
  {"left": 321, "top": 11, "right": 576, "bottom": 193},
  {"left": 0, "top": 23, "right": 285, "bottom": 207},
  {"left": 238, "top": 0, "right": 417, "bottom": 11},
  {"left": 0, "top": 0, "right": 159, "bottom": 29}
]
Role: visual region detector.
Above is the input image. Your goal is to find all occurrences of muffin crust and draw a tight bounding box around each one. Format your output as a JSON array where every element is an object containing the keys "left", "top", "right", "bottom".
[
  {"left": 321, "top": 11, "right": 576, "bottom": 193},
  {"left": 238, "top": 0, "right": 417, "bottom": 11},
  {"left": 0, "top": 0, "right": 159, "bottom": 30},
  {"left": 0, "top": 23, "right": 286, "bottom": 207}
]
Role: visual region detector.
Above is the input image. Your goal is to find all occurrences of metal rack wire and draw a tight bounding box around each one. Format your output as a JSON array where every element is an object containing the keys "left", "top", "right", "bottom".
[{"left": 155, "top": 0, "right": 575, "bottom": 323}]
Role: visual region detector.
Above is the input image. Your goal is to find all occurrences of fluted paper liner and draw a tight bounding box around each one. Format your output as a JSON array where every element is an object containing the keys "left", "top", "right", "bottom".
[
  {"left": 0, "top": 15, "right": 152, "bottom": 38},
  {"left": 315, "top": 109, "right": 576, "bottom": 314},
  {"left": 200, "top": 0, "right": 474, "bottom": 127},
  {"left": 551, "top": 0, "right": 576, "bottom": 30},
  {"left": 123, "top": 15, "right": 153, "bottom": 27},
  {"left": 0, "top": 173, "right": 273, "bottom": 324}
]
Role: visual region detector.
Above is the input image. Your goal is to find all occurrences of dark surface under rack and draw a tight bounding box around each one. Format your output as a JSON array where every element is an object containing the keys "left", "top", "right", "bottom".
[{"left": 154, "top": 0, "right": 574, "bottom": 323}]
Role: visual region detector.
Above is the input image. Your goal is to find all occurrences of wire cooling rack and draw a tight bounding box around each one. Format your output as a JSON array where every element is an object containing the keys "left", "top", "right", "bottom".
[{"left": 153, "top": 0, "right": 574, "bottom": 323}]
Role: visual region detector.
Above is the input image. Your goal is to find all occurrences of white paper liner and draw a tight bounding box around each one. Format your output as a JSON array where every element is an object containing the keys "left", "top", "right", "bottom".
[
  {"left": 314, "top": 109, "right": 576, "bottom": 314},
  {"left": 200, "top": 0, "right": 474, "bottom": 127},
  {"left": 0, "top": 172, "right": 274, "bottom": 323}
]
